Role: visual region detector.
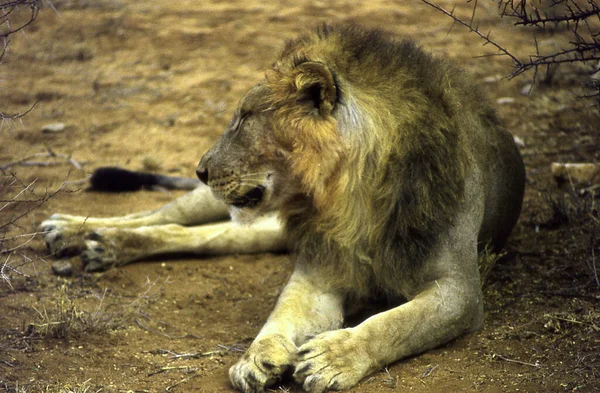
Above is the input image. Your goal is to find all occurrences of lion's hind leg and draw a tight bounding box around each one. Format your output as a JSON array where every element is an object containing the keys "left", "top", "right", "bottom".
[
  {"left": 80, "top": 214, "right": 287, "bottom": 271},
  {"left": 41, "top": 184, "right": 229, "bottom": 258},
  {"left": 41, "top": 212, "right": 162, "bottom": 257}
]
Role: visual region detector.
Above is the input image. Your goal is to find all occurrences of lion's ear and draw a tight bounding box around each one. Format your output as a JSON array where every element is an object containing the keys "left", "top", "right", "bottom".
[{"left": 294, "top": 62, "right": 337, "bottom": 117}]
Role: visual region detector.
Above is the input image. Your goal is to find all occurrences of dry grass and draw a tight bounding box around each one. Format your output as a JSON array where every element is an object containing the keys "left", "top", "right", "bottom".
[
  {"left": 2, "top": 379, "right": 99, "bottom": 393},
  {"left": 25, "top": 278, "right": 161, "bottom": 339},
  {"left": 479, "top": 246, "right": 507, "bottom": 286},
  {"left": 48, "top": 380, "right": 97, "bottom": 393}
]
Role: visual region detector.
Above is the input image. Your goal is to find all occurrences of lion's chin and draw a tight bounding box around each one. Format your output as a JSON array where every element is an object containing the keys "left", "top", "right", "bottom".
[{"left": 228, "top": 205, "right": 267, "bottom": 225}]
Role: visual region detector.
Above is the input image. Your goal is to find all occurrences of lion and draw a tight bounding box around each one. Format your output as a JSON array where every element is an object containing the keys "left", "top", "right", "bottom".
[
  {"left": 42, "top": 24, "right": 525, "bottom": 393},
  {"left": 198, "top": 24, "right": 525, "bottom": 392}
]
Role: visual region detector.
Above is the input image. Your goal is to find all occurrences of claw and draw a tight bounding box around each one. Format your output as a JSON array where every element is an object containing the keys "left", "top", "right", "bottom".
[
  {"left": 229, "top": 334, "right": 296, "bottom": 393},
  {"left": 80, "top": 233, "right": 118, "bottom": 272},
  {"left": 40, "top": 224, "right": 56, "bottom": 233},
  {"left": 82, "top": 258, "right": 108, "bottom": 272},
  {"left": 86, "top": 231, "right": 103, "bottom": 241}
]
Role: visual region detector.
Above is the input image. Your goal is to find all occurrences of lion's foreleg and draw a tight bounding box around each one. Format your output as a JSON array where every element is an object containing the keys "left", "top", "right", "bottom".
[
  {"left": 256, "top": 268, "right": 345, "bottom": 343},
  {"left": 229, "top": 268, "right": 344, "bottom": 393},
  {"left": 293, "top": 177, "right": 487, "bottom": 392},
  {"left": 293, "top": 271, "right": 483, "bottom": 392}
]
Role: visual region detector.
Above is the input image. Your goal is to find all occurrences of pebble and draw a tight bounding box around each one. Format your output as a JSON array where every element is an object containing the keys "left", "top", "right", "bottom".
[
  {"left": 496, "top": 97, "right": 515, "bottom": 105},
  {"left": 52, "top": 260, "right": 73, "bottom": 277},
  {"left": 483, "top": 75, "right": 501, "bottom": 83},
  {"left": 520, "top": 83, "right": 534, "bottom": 96},
  {"left": 42, "top": 123, "right": 66, "bottom": 133},
  {"left": 551, "top": 162, "right": 600, "bottom": 187},
  {"left": 142, "top": 155, "right": 162, "bottom": 171},
  {"left": 513, "top": 136, "right": 525, "bottom": 148}
]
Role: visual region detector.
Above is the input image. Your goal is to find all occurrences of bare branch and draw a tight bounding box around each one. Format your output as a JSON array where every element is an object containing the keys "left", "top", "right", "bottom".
[
  {"left": 0, "top": 1, "right": 40, "bottom": 38},
  {"left": 0, "top": 101, "right": 38, "bottom": 129},
  {"left": 421, "top": 0, "right": 600, "bottom": 102},
  {"left": 0, "top": 171, "right": 66, "bottom": 291},
  {"left": 511, "top": 3, "right": 600, "bottom": 26},
  {"left": 1, "top": 149, "right": 83, "bottom": 171},
  {"left": 420, "top": 0, "right": 522, "bottom": 68}
]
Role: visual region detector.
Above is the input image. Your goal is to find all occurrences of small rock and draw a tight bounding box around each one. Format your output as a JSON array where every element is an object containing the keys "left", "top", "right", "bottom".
[
  {"left": 52, "top": 260, "right": 73, "bottom": 277},
  {"left": 42, "top": 123, "right": 66, "bottom": 133},
  {"left": 520, "top": 83, "right": 534, "bottom": 96},
  {"left": 551, "top": 162, "right": 600, "bottom": 188},
  {"left": 483, "top": 75, "right": 501, "bottom": 83},
  {"left": 513, "top": 136, "right": 525, "bottom": 148},
  {"left": 496, "top": 97, "right": 515, "bottom": 105},
  {"left": 141, "top": 155, "right": 162, "bottom": 171}
]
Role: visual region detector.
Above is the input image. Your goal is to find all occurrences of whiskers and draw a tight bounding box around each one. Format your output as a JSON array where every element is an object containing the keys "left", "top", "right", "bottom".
[
  {"left": 209, "top": 172, "right": 272, "bottom": 208},
  {"left": 237, "top": 171, "right": 272, "bottom": 188},
  {"left": 238, "top": 179, "right": 266, "bottom": 188},
  {"left": 239, "top": 171, "right": 272, "bottom": 178}
]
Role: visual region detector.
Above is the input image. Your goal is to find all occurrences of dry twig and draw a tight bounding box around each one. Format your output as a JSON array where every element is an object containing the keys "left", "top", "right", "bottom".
[
  {"left": 0, "top": 172, "right": 66, "bottom": 291},
  {"left": 0, "top": 101, "right": 38, "bottom": 130},
  {"left": 148, "top": 365, "right": 198, "bottom": 377},
  {"left": 1, "top": 149, "right": 83, "bottom": 170},
  {"left": 493, "top": 353, "right": 542, "bottom": 368}
]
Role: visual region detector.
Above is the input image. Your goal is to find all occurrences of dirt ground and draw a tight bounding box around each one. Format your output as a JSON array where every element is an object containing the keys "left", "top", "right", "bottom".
[{"left": 1, "top": 1, "right": 599, "bottom": 392}]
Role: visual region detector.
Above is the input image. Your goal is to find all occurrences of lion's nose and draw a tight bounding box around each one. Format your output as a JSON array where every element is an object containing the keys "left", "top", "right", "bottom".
[{"left": 196, "top": 166, "right": 209, "bottom": 185}]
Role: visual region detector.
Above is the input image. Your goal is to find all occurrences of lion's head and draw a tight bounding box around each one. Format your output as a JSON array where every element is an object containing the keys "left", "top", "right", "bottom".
[{"left": 197, "top": 60, "right": 343, "bottom": 225}]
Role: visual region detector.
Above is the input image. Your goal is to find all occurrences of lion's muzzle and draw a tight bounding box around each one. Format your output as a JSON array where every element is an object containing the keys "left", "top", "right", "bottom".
[{"left": 196, "top": 157, "right": 266, "bottom": 209}]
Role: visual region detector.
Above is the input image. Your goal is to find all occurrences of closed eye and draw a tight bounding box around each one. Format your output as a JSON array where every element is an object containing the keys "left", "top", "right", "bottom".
[
  {"left": 226, "top": 112, "right": 243, "bottom": 130},
  {"left": 227, "top": 110, "right": 252, "bottom": 133},
  {"left": 236, "top": 112, "right": 251, "bottom": 130}
]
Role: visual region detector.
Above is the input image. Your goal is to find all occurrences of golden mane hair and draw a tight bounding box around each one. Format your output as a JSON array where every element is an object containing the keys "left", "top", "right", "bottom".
[{"left": 263, "top": 24, "right": 495, "bottom": 295}]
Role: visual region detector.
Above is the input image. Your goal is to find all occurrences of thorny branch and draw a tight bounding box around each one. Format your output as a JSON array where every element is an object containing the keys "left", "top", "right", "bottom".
[
  {"left": 0, "top": 1, "right": 40, "bottom": 39},
  {"left": 421, "top": 0, "right": 600, "bottom": 101},
  {"left": 0, "top": 172, "right": 65, "bottom": 291},
  {"left": 422, "top": 0, "right": 523, "bottom": 68},
  {"left": 501, "top": 0, "right": 600, "bottom": 27},
  {"left": 0, "top": 101, "right": 37, "bottom": 130},
  {"left": 1, "top": 1, "right": 41, "bottom": 120},
  {"left": 1, "top": 148, "right": 83, "bottom": 171}
]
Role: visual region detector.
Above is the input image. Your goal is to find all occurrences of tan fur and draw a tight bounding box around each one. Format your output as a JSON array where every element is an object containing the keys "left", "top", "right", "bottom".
[{"left": 197, "top": 24, "right": 525, "bottom": 393}]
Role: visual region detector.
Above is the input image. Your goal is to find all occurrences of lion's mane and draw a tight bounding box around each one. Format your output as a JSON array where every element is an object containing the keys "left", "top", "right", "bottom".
[{"left": 263, "top": 25, "right": 496, "bottom": 297}]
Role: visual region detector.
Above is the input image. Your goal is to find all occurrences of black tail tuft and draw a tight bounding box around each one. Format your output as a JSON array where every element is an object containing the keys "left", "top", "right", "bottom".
[{"left": 90, "top": 167, "right": 156, "bottom": 192}]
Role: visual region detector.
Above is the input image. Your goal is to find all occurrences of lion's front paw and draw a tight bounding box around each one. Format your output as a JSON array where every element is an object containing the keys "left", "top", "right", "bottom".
[
  {"left": 229, "top": 334, "right": 297, "bottom": 393},
  {"left": 294, "top": 329, "right": 372, "bottom": 393}
]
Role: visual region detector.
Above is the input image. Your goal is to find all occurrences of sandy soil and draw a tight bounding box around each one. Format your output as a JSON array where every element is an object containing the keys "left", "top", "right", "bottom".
[{"left": 1, "top": 1, "right": 599, "bottom": 392}]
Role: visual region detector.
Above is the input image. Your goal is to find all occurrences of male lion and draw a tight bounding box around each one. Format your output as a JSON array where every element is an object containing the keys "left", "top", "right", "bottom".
[
  {"left": 42, "top": 24, "right": 525, "bottom": 393},
  {"left": 198, "top": 24, "right": 525, "bottom": 392}
]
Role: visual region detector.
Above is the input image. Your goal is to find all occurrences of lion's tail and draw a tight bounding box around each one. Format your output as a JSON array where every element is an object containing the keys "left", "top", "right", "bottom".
[{"left": 90, "top": 167, "right": 201, "bottom": 192}]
